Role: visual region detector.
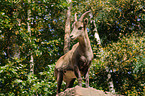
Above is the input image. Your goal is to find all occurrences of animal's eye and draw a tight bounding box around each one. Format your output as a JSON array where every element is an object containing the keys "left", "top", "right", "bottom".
[{"left": 78, "top": 27, "right": 83, "bottom": 30}]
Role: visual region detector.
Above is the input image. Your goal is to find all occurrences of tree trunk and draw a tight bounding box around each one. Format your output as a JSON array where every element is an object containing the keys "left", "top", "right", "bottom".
[
  {"left": 12, "top": 40, "right": 20, "bottom": 59},
  {"left": 28, "top": 0, "right": 34, "bottom": 74},
  {"left": 89, "top": 12, "right": 115, "bottom": 93},
  {"left": 6, "top": 1, "right": 20, "bottom": 59},
  {"left": 12, "top": 18, "right": 21, "bottom": 59},
  {"left": 64, "top": 0, "right": 72, "bottom": 54}
]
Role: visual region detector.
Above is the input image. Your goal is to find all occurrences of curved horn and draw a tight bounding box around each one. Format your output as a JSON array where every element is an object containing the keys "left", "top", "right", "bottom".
[
  {"left": 79, "top": 10, "right": 91, "bottom": 21},
  {"left": 75, "top": 13, "right": 77, "bottom": 22}
]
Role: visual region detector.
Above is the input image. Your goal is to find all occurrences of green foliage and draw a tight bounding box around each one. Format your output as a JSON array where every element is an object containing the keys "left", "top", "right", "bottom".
[
  {"left": 0, "top": 61, "right": 57, "bottom": 95},
  {"left": 104, "top": 32, "right": 145, "bottom": 95},
  {"left": 0, "top": 58, "right": 28, "bottom": 95},
  {"left": 90, "top": 59, "right": 108, "bottom": 91},
  {"left": 90, "top": 32, "right": 145, "bottom": 95}
]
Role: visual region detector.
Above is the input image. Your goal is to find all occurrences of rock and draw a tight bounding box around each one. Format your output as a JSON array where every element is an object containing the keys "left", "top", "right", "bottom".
[{"left": 57, "top": 86, "right": 118, "bottom": 96}]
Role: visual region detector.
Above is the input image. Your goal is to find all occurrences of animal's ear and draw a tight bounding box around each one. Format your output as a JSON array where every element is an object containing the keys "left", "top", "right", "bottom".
[{"left": 84, "top": 18, "right": 88, "bottom": 25}]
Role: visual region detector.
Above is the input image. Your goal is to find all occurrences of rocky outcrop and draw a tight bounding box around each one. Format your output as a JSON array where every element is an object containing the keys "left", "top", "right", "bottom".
[{"left": 57, "top": 86, "right": 121, "bottom": 96}]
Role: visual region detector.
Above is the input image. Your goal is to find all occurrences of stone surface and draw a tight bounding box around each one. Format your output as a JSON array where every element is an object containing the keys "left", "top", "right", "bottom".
[{"left": 57, "top": 86, "right": 120, "bottom": 96}]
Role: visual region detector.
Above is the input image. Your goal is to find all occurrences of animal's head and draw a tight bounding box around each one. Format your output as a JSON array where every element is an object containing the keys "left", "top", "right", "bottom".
[{"left": 70, "top": 10, "right": 91, "bottom": 40}]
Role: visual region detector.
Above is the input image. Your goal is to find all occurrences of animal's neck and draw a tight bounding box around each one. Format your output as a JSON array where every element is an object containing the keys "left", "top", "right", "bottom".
[{"left": 78, "top": 29, "right": 91, "bottom": 52}]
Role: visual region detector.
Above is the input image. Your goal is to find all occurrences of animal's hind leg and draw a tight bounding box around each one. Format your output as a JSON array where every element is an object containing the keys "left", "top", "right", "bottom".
[
  {"left": 66, "top": 78, "right": 76, "bottom": 88},
  {"left": 57, "top": 71, "right": 63, "bottom": 94}
]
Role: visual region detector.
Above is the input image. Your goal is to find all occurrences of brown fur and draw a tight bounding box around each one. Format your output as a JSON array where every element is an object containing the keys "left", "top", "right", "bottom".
[{"left": 55, "top": 11, "right": 93, "bottom": 94}]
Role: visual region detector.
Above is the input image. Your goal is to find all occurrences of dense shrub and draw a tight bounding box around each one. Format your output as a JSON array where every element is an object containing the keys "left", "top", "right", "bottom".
[
  {"left": 90, "top": 32, "right": 145, "bottom": 95},
  {"left": 0, "top": 63, "right": 58, "bottom": 96}
]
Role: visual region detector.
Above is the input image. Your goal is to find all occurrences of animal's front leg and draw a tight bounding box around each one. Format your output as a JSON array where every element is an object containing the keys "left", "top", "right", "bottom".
[
  {"left": 84, "top": 61, "right": 91, "bottom": 88},
  {"left": 74, "top": 65, "right": 82, "bottom": 86},
  {"left": 84, "top": 68, "right": 90, "bottom": 88}
]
